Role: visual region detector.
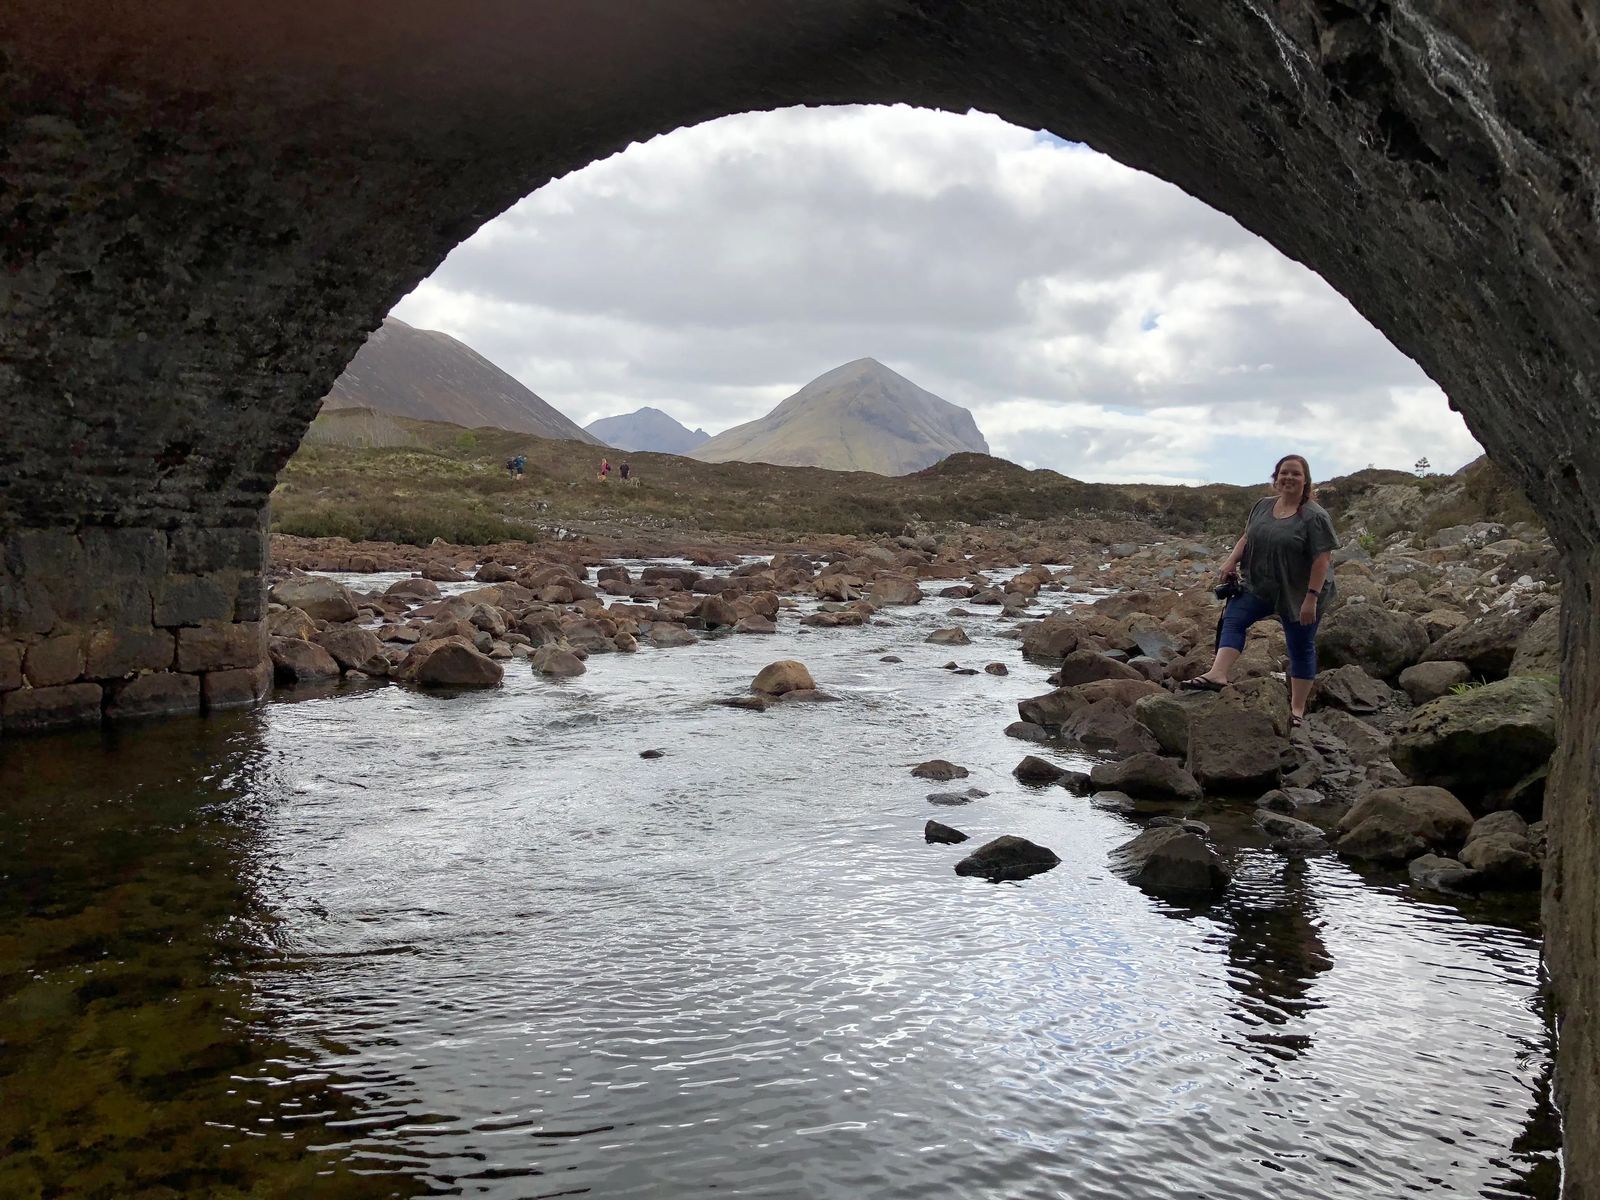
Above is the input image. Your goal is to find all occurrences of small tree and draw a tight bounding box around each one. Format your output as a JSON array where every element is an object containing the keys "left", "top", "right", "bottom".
[{"left": 1414, "top": 456, "right": 1430, "bottom": 476}]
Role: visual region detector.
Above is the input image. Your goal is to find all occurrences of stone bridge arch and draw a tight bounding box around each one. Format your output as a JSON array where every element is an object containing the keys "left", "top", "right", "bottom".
[{"left": 3, "top": 1, "right": 1598, "bottom": 1189}]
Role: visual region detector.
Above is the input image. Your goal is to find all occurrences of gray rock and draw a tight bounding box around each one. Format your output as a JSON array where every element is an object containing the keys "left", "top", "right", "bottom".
[
  {"left": 1508, "top": 607, "right": 1561, "bottom": 677},
  {"left": 1397, "top": 660, "right": 1472, "bottom": 704},
  {"left": 1314, "top": 664, "right": 1397, "bottom": 714},
  {"left": 1408, "top": 854, "right": 1485, "bottom": 894},
  {"left": 1335, "top": 786, "right": 1474, "bottom": 862},
  {"left": 925, "top": 820, "right": 970, "bottom": 845},
  {"left": 1186, "top": 708, "right": 1284, "bottom": 793},
  {"left": 1458, "top": 834, "right": 1541, "bottom": 886},
  {"left": 1420, "top": 602, "right": 1554, "bottom": 679},
  {"left": 1013, "top": 755, "right": 1067, "bottom": 783},
  {"left": 954, "top": 835, "right": 1061, "bottom": 882},
  {"left": 1389, "top": 675, "right": 1559, "bottom": 802},
  {"left": 1089, "top": 752, "right": 1202, "bottom": 802},
  {"left": 1108, "top": 827, "right": 1231, "bottom": 899},
  {"left": 1004, "top": 720, "right": 1053, "bottom": 744},
  {"left": 1316, "top": 603, "right": 1430, "bottom": 677},
  {"left": 925, "top": 626, "right": 970, "bottom": 645},
  {"left": 912, "top": 759, "right": 969, "bottom": 781}
]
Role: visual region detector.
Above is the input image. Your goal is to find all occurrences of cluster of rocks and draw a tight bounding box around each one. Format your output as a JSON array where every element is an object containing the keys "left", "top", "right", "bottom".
[{"left": 998, "top": 523, "right": 1561, "bottom": 900}]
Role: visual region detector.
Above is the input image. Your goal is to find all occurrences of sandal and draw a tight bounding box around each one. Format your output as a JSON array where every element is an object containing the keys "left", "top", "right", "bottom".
[
  {"left": 1180, "top": 676, "right": 1226, "bottom": 692},
  {"left": 1289, "top": 714, "right": 1305, "bottom": 729}
]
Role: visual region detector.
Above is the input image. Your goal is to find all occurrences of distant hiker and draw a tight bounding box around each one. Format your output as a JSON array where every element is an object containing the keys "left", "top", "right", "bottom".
[
  {"left": 619, "top": 460, "right": 631, "bottom": 483},
  {"left": 1180, "top": 453, "right": 1338, "bottom": 729},
  {"left": 511, "top": 454, "right": 527, "bottom": 480},
  {"left": 598, "top": 457, "right": 611, "bottom": 482},
  {"left": 506, "top": 456, "right": 518, "bottom": 480}
]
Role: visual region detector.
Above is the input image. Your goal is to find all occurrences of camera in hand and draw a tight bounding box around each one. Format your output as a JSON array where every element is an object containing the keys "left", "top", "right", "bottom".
[{"left": 1213, "top": 577, "right": 1244, "bottom": 602}]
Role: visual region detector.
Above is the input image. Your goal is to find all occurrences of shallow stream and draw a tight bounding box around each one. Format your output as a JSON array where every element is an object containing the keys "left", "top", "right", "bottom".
[{"left": 0, "top": 561, "right": 1557, "bottom": 1198}]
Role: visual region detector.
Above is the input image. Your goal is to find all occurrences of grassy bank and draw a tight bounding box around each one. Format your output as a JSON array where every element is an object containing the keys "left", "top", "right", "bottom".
[{"left": 272, "top": 408, "right": 1538, "bottom": 547}]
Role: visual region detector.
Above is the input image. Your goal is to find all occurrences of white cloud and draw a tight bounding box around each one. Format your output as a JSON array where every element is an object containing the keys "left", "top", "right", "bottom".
[{"left": 394, "top": 104, "right": 1481, "bottom": 485}]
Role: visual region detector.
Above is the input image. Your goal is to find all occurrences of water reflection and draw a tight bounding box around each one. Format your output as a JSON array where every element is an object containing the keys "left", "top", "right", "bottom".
[{"left": 0, "top": 713, "right": 425, "bottom": 1198}]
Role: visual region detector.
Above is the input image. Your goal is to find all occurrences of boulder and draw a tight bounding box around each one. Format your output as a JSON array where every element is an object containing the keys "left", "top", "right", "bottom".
[
  {"left": 800, "top": 610, "right": 866, "bottom": 628},
  {"left": 1060, "top": 701, "right": 1162, "bottom": 756},
  {"left": 984, "top": 662, "right": 1008, "bottom": 676},
  {"left": 1254, "top": 810, "right": 1330, "bottom": 854},
  {"left": 912, "top": 759, "right": 969, "bottom": 781},
  {"left": 385, "top": 577, "right": 441, "bottom": 601},
  {"left": 1419, "top": 603, "right": 1553, "bottom": 679},
  {"left": 1389, "top": 675, "right": 1559, "bottom": 803},
  {"left": 1335, "top": 786, "right": 1474, "bottom": 862},
  {"left": 648, "top": 622, "right": 698, "bottom": 648},
  {"left": 1508, "top": 607, "right": 1561, "bottom": 677},
  {"left": 1133, "top": 690, "right": 1219, "bottom": 756},
  {"left": 1458, "top": 835, "right": 1541, "bottom": 886},
  {"left": 1055, "top": 649, "right": 1146, "bottom": 687},
  {"left": 1013, "top": 755, "right": 1067, "bottom": 784},
  {"left": 1397, "top": 660, "right": 1472, "bottom": 704},
  {"left": 1089, "top": 752, "right": 1201, "bottom": 802},
  {"left": 105, "top": 671, "right": 202, "bottom": 721},
  {"left": 531, "top": 646, "right": 586, "bottom": 677},
  {"left": 421, "top": 562, "right": 471, "bottom": 583},
  {"left": 1315, "top": 604, "right": 1429, "bottom": 677},
  {"left": 1019, "top": 615, "right": 1081, "bottom": 661},
  {"left": 925, "top": 820, "right": 970, "bottom": 845},
  {"left": 1313, "top": 664, "right": 1396, "bottom": 714},
  {"left": 1017, "top": 678, "right": 1162, "bottom": 728},
  {"left": 474, "top": 562, "right": 519, "bottom": 583},
  {"left": 954, "top": 835, "right": 1061, "bottom": 882},
  {"left": 398, "top": 636, "right": 504, "bottom": 688},
  {"left": 267, "top": 575, "right": 358, "bottom": 623},
  {"left": 751, "top": 660, "right": 815, "bottom": 696},
  {"left": 1408, "top": 854, "right": 1485, "bottom": 894},
  {"left": 735, "top": 615, "right": 777, "bottom": 634},
  {"left": 313, "top": 626, "right": 388, "bottom": 674},
  {"left": 1004, "top": 720, "right": 1052, "bottom": 744},
  {"left": 269, "top": 636, "right": 341, "bottom": 683},
  {"left": 695, "top": 595, "right": 739, "bottom": 629},
  {"left": 266, "top": 606, "right": 318, "bottom": 641},
  {"left": 868, "top": 576, "right": 923, "bottom": 606},
  {"left": 1186, "top": 708, "right": 1284, "bottom": 793},
  {"left": 1108, "top": 827, "right": 1230, "bottom": 899},
  {"left": 925, "top": 627, "right": 971, "bottom": 646}
]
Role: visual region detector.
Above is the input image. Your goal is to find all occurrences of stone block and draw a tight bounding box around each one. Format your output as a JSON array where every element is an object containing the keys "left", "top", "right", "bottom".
[
  {"left": 203, "top": 660, "right": 273, "bottom": 710},
  {"left": 2, "top": 682, "right": 103, "bottom": 732},
  {"left": 175, "top": 620, "right": 267, "bottom": 672},
  {"left": 85, "top": 628, "right": 175, "bottom": 678},
  {"left": 235, "top": 573, "right": 266, "bottom": 621},
  {"left": 153, "top": 574, "right": 234, "bottom": 626},
  {"left": 0, "top": 642, "right": 21, "bottom": 691},
  {"left": 169, "top": 525, "right": 266, "bottom": 575},
  {"left": 105, "top": 671, "right": 201, "bottom": 721},
  {"left": 24, "top": 634, "right": 86, "bottom": 686},
  {"left": 1, "top": 532, "right": 63, "bottom": 635}
]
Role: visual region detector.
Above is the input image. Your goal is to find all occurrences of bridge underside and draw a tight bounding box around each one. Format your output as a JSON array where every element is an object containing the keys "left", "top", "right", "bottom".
[{"left": 2, "top": 1, "right": 1599, "bottom": 1190}]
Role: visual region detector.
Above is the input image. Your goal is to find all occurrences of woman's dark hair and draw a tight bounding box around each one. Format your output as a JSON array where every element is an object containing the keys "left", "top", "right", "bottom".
[{"left": 1272, "top": 454, "right": 1314, "bottom": 509}]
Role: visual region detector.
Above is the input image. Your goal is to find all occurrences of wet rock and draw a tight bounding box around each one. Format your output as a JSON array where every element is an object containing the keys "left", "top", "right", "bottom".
[
  {"left": 1108, "top": 827, "right": 1230, "bottom": 899},
  {"left": 926, "top": 627, "right": 970, "bottom": 645},
  {"left": 954, "top": 835, "right": 1061, "bottom": 882},
  {"left": 269, "top": 635, "right": 341, "bottom": 683},
  {"left": 868, "top": 576, "right": 923, "bottom": 606},
  {"left": 926, "top": 788, "right": 987, "bottom": 805},
  {"left": 399, "top": 636, "right": 505, "bottom": 688},
  {"left": 1389, "top": 675, "right": 1559, "bottom": 803},
  {"left": 474, "top": 562, "right": 519, "bottom": 583},
  {"left": 735, "top": 615, "right": 777, "bottom": 634},
  {"left": 1013, "top": 755, "right": 1067, "bottom": 783},
  {"left": 751, "top": 659, "right": 815, "bottom": 696},
  {"left": 800, "top": 610, "right": 866, "bottom": 628},
  {"left": 984, "top": 662, "right": 1008, "bottom": 676},
  {"left": 531, "top": 646, "right": 586, "bottom": 677},
  {"left": 1186, "top": 708, "right": 1283, "bottom": 793},
  {"left": 1089, "top": 790, "right": 1137, "bottom": 814},
  {"left": 105, "top": 671, "right": 201, "bottom": 722},
  {"left": 695, "top": 595, "right": 739, "bottom": 629},
  {"left": 1089, "top": 752, "right": 1202, "bottom": 802},
  {"left": 1256, "top": 788, "right": 1298, "bottom": 814},
  {"left": 1254, "top": 810, "right": 1330, "bottom": 855},
  {"left": 912, "top": 759, "right": 969, "bottom": 781},
  {"left": 1017, "top": 679, "right": 1162, "bottom": 729},
  {"left": 1335, "top": 786, "right": 1474, "bottom": 862},
  {"left": 1004, "top": 720, "right": 1052, "bottom": 744},
  {"left": 1315, "top": 604, "right": 1430, "bottom": 677},
  {"left": 268, "top": 575, "right": 358, "bottom": 623},
  {"left": 880, "top": 654, "right": 903, "bottom": 663},
  {"left": 1408, "top": 854, "right": 1485, "bottom": 894},
  {"left": 925, "top": 820, "right": 970, "bottom": 845},
  {"left": 1133, "top": 690, "right": 1218, "bottom": 756},
  {"left": 1313, "top": 665, "right": 1397, "bottom": 714},
  {"left": 422, "top": 562, "right": 470, "bottom": 583},
  {"left": 647, "top": 622, "right": 698, "bottom": 648},
  {"left": 639, "top": 748, "right": 665, "bottom": 758},
  {"left": 1, "top": 682, "right": 104, "bottom": 732},
  {"left": 1057, "top": 770, "right": 1092, "bottom": 796},
  {"left": 1061, "top": 700, "right": 1161, "bottom": 756},
  {"left": 1398, "top": 660, "right": 1472, "bottom": 704}
]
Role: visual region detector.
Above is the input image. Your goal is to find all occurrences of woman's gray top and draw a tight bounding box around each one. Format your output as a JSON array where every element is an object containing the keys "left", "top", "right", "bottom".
[{"left": 1242, "top": 496, "right": 1340, "bottom": 623}]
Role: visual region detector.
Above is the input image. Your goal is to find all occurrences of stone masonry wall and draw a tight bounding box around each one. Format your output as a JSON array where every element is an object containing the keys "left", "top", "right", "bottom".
[{"left": 0, "top": 518, "right": 270, "bottom": 736}]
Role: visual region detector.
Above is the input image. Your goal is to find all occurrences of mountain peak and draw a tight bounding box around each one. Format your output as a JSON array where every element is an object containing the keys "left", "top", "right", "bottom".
[
  {"left": 690, "top": 359, "right": 988, "bottom": 475},
  {"left": 585, "top": 405, "right": 711, "bottom": 454}
]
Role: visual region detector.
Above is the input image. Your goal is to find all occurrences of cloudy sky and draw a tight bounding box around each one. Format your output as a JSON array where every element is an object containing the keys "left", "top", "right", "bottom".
[{"left": 395, "top": 104, "right": 1482, "bottom": 486}]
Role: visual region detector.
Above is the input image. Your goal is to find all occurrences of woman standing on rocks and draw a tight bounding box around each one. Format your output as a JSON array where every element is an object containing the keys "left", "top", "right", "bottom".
[{"left": 1182, "top": 454, "right": 1339, "bottom": 728}]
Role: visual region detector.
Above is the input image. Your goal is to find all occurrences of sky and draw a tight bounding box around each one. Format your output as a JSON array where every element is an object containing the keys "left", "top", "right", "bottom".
[{"left": 394, "top": 104, "right": 1483, "bottom": 487}]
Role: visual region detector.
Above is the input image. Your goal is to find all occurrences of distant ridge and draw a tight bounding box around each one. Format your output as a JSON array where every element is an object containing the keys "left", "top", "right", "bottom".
[
  {"left": 585, "top": 406, "right": 711, "bottom": 454},
  {"left": 689, "top": 358, "right": 989, "bottom": 475},
  {"left": 322, "top": 317, "right": 601, "bottom": 444}
]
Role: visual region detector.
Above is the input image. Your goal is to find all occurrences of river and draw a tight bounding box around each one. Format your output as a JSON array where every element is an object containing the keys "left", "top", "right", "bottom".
[{"left": 0, "top": 559, "right": 1556, "bottom": 1198}]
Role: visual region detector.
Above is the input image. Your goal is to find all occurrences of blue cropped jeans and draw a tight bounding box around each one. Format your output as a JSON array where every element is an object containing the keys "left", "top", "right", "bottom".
[{"left": 1217, "top": 590, "right": 1319, "bottom": 680}]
